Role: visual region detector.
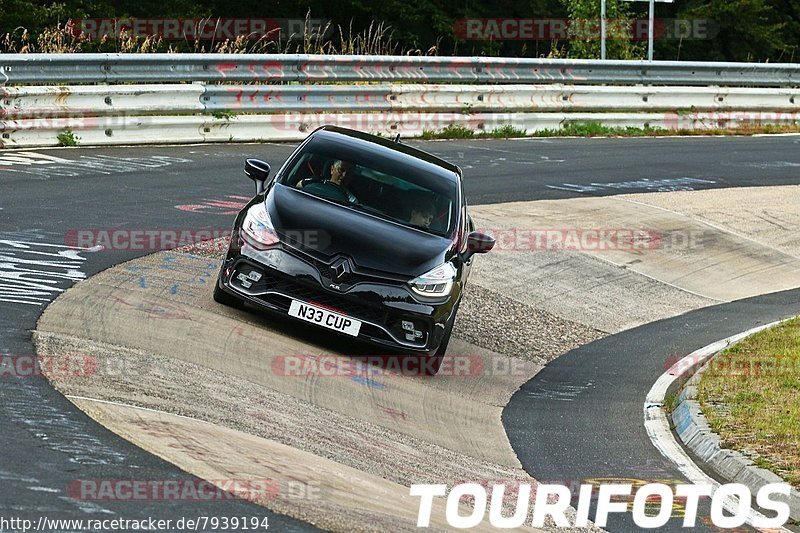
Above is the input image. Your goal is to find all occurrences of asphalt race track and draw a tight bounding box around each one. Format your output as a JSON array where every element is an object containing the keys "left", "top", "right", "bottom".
[
  {"left": 504, "top": 288, "right": 800, "bottom": 532},
  {"left": 2, "top": 135, "right": 800, "bottom": 531}
]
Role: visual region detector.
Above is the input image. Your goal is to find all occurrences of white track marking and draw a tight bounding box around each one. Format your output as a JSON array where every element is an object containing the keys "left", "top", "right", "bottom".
[{"left": 644, "top": 321, "right": 792, "bottom": 532}]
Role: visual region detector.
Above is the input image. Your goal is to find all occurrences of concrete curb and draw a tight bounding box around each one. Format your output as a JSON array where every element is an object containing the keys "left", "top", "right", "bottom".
[{"left": 672, "top": 352, "right": 800, "bottom": 522}]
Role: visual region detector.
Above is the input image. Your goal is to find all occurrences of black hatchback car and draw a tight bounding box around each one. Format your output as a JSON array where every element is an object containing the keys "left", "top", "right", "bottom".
[{"left": 214, "top": 126, "right": 494, "bottom": 374}]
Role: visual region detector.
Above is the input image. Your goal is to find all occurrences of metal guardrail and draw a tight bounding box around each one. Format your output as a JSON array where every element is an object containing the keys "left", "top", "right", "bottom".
[
  {"left": 1, "top": 54, "right": 800, "bottom": 148},
  {"left": 2, "top": 54, "right": 800, "bottom": 86},
  {"left": 3, "top": 84, "right": 799, "bottom": 117},
  {"left": 3, "top": 108, "right": 795, "bottom": 148},
  {"left": 1, "top": 112, "right": 729, "bottom": 147}
]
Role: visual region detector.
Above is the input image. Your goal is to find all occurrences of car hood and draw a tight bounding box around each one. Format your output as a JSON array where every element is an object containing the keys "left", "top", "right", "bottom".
[{"left": 267, "top": 184, "right": 454, "bottom": 276}]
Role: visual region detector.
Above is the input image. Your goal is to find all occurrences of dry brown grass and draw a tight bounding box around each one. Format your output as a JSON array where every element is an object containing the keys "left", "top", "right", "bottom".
[
  {"left": 698, "top": 317, "right": 800, "bottom": 489},
  {"left": 0, "top": 13, "right": 431, "bottom": 56}
]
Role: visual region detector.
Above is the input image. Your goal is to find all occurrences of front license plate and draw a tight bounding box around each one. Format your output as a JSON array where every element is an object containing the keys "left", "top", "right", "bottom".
[{"left": 288, "top": 300, "right": 362, "bottom": 337}]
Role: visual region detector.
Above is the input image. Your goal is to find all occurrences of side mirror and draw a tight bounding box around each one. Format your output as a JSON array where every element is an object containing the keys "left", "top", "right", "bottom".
[
  {"left": 463, "top": 231, "right": 495, "bottom": 262},
  {"left": 245, "top": 158, "right": 271, "bottom": 194}
]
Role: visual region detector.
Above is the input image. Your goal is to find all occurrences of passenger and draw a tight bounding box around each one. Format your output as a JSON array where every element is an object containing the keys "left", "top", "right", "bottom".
[{"left": 408, "top": 196, "right": 437, "bottom": 229}]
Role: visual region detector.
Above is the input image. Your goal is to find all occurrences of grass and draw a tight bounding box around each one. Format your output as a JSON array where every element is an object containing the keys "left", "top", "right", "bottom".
[
  {"left": 534, "top": 122, "right": 658, "bottom": 137},
  {"left": 57, "top": 129, "right": 79, "bottom": 147},
  {"left": 421, "top": 124, "right": 476, "bottom": 140},
  {"left": 420, "top": 121, "right": 800, "bottom": 140},
  {"left": 421, "top": 124, "right": 527, "bottom": 140},
  {"left": 210, "top": 110, "right": 237, "bottom": 120},
  {"left": 535, "top": 121, "right": 800, "bottom": 137},
  {"left": 663, "top": 391, "right": 679, "bottom": 414},
  {"left": 697, "top": 316, "right": 800, "bottom": 489},
  {"left": 489, "top": 125, "right": 528, "bottom": 138},
  {"left": 1, "top": 14, "right": 432, "bottom": 55}
]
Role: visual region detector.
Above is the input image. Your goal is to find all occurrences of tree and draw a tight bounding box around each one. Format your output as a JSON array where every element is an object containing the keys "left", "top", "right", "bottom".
[
  {"left": 561, "top": 0, "right": 646, "bottom": 59},
  {"left": 656, "top": 0, "right": 795, "bottom": 61}
]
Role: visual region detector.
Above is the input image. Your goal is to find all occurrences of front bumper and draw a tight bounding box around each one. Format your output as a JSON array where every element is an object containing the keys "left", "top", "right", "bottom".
[{"left": 217, "top": 244, "right": 456, "bottom": 353}]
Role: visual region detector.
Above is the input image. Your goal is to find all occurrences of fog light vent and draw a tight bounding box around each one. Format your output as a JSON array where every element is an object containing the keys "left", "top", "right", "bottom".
[{"left": 401, "top": 320, "right": 424, "bottom": 341}]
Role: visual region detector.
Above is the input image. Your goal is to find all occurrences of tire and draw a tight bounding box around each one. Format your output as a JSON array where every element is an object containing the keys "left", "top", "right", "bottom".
[
  {"left": 213, "top": 279, "right": 243, "bottom": 308},
  {"left": 423, "top": 303, "right": 459, "bottom": 376}
]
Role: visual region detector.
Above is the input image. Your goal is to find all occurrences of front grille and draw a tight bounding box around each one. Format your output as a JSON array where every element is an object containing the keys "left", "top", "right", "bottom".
[
  {"left": 284, "top": 244, "right": 408, "bottom": 285},
  {"left": 231, "top": 258, "right": 429, "bottom": 348}
]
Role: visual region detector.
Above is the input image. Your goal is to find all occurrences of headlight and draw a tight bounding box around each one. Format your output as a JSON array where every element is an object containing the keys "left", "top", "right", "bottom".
[
  {"left": 409, "top": 262, "right": 457, "bottom": 298},
  {"left": 242, "top": 203, "right": 279, "bottom": 248}
]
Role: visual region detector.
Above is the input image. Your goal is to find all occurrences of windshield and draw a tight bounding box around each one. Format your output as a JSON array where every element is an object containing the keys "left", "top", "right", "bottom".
[{"left": 282, "top": 147, "right": 457, "bottom": 237}]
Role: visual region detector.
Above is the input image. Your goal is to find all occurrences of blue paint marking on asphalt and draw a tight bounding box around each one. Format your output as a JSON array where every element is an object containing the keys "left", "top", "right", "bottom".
[
  {"left": 128, "top": 257, "right": 219, "bottom": 294},
  {"left": 350, "top": 375, "right": 385, "bottom": 389}
]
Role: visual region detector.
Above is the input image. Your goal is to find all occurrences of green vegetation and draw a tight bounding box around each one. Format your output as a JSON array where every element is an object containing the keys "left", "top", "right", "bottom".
[
  {"left": 57, "top": 129, "right": 79, "bottom": 147},
  {"left": 421, "top": 124, "right": 476, "bottom": 140},
  {"left": 421, "top": 124, "right": 528, "bottom": 140},
  {"left": 561, "top": 0, "right": 644, "bottom": 60},
  {"left": 421, "top": 121, "right": 800, "bottom": 140},
  {"left": 537, "top": 121, "right": 800, "bottom": 137},
  {"left": 489, "top": 125, "right": 528, "bottom": 138},
  {"left": 697, "top": 317, "right": 800, "bottom": 488},
  {"left": 534, "top": 122, "right": 667, "bottom": 136},
  {"left": 0, "top": 0, "right": 797, "bottom": 61},
  {"left": 663, "top": 391, "right": 679, "bottom": 415},
  {"left": 211, "top": 110, "right": 237, "bottom": 120}
]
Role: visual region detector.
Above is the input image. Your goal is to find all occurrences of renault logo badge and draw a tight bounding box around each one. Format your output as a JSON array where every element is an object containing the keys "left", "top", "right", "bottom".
[{"left": 330, "top": 257, "right": 351, "bottom": 280}]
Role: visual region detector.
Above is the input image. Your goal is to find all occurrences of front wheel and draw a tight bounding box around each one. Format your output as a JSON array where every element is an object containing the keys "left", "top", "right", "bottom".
[
  {"left": 213, "top": 279, "right": 243, "bottom": 308},
  {"left": 423, "top": 304, "right": 459, "bottom": 376}
]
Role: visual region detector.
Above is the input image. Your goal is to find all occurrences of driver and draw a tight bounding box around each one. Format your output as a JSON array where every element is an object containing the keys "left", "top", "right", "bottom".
[
  {"left": 328, "top": 159, "right": 358, "bottom": 203},
  {"left": 297, "top": 159, "right": 358, "bottom": 203}
]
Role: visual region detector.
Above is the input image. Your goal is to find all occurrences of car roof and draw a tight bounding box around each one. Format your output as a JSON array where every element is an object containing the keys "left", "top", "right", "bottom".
[{"left": 312, "top": 126, "right": 461, "bottom": 182}]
